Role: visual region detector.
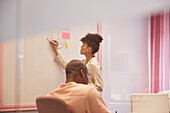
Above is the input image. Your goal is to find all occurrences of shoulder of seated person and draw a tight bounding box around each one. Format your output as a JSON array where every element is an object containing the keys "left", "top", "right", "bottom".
[{"left": 76, "top": 83, "right": 96, "bottom": 90}]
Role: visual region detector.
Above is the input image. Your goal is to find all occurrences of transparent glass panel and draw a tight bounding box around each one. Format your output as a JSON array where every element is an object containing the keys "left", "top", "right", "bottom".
[
  {"left": 1, "top": 23, "right": 97, "bottom": 106},
  {"left": 102, "top": 16, "right": 149, "bottom": 113}
]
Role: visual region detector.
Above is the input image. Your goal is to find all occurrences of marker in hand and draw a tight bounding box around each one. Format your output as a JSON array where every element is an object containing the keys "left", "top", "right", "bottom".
[{"left": 47, "top": 38, "right": 57, "bottom": 45}]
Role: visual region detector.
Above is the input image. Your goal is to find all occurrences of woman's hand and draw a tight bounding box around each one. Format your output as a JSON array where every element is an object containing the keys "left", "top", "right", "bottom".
[{"left": 50, "top": 40, "right": 59, "bottom": 56}]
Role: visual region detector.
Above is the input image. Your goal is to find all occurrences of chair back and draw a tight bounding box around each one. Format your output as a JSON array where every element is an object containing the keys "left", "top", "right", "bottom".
[
  {"left": 164, "top": 91, "right": 170, "bottom": 111},
  {"left": 36, "top": 96, "right": 70, "bottom": 113},
  {"left": 131, "top": 93, "right": 169, "bottom": 113}
]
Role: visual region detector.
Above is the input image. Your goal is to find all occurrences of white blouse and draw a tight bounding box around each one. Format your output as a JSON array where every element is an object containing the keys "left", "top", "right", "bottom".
[{"left": 55, "top": 54, "right": 103, "bottom": 92}]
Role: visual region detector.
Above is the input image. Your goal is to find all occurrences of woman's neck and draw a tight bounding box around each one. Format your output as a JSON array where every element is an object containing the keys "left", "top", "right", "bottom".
[{"left": 85, "top": 54, "right": 95, "bottom": 65}]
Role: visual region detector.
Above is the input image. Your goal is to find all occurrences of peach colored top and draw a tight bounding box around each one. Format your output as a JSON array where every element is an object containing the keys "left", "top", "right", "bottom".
[
  {"left": 47, "top": 82, "right": 111, "bottom": 113},
  {"left": 55, "top": 54, "right": 103, "bottom": 92}
]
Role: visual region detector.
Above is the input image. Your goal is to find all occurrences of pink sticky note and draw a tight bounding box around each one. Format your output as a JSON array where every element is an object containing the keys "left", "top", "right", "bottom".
[
  {"left": 62, "top": 32, "right": 70, "bottom": 39},
  {"left": 63, "top": 28, "right": 70, "bottom": 31}
]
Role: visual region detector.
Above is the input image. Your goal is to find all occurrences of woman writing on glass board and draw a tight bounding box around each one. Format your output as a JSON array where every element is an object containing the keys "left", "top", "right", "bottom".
[{"left": 50, "top": 33, "right": 103, "bottom": 92}]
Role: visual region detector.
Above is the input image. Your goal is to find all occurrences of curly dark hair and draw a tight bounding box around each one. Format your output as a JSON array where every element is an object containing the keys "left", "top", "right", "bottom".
[{"left": 80, "top": 33, "right": 103, "bottom": 54}]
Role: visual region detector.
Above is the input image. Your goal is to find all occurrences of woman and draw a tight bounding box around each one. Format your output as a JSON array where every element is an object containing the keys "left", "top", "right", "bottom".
[{"left": 50, "top": 33, "right": 103, "bottom": 92}]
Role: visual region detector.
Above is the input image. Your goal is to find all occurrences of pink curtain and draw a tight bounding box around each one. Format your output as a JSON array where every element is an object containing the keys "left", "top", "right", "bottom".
[{"left": 150, "top": 9, "right": 170, "bottom": 93}]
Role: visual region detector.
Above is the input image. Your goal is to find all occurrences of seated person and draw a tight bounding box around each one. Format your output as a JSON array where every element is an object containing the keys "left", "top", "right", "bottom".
[{"left": 47, "top": 59, "right": 111, "bottom": 113}]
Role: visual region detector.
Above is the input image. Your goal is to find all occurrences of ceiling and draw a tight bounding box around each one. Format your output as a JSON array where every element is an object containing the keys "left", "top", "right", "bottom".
[{"left": 0, "top": 0, "right": 170, "bottom": 41}]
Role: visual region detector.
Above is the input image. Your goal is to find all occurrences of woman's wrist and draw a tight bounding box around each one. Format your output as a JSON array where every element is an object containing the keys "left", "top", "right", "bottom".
[{"left": 54, "top": 49, "right": 59, "bottom": 56}]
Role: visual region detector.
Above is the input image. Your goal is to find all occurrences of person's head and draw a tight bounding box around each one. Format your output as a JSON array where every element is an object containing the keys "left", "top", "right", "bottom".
[
  {"left": 65, "top": 59, "right": 89, "bottom": 84},
  {"left": 80, "top": 33, "right": 103, "bottom": 55}
]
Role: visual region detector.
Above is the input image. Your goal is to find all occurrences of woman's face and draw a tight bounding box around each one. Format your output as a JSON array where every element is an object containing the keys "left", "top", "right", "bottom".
[{"left": 80, "top": 42, "right": 89, "bottom": 55}]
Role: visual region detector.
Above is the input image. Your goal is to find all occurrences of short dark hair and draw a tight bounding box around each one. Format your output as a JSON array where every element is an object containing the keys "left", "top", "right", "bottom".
[
  {"left": 80, "top": 33, "right": 103, "bottom": 54},
  {"left": 66, "top": 60, "right": 88, "bottom": 79}
]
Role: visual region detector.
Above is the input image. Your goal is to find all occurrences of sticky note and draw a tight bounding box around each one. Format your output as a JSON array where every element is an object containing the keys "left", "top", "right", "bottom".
[
  {"left": 66, "top": 41, "right": 70, "bottom": 48},
  {"left": 62, "top": 32, "right": 70, "bottom": 39},
  {"left": 63, "top": 28, "right": 70, "bottom": 31}
]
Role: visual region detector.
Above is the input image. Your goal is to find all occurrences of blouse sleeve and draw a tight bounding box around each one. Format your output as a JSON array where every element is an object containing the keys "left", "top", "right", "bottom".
[
  {"left": 88, "top": 62, "right": 103, "bottom": 92},
  {"left": 54, "top": 54, "right": 67, "bottom": 70}
]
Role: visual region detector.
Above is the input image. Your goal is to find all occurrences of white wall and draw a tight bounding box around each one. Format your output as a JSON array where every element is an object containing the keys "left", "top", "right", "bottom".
[{"left": 102, "top": 16, "right": 149, "bottom": 113}]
